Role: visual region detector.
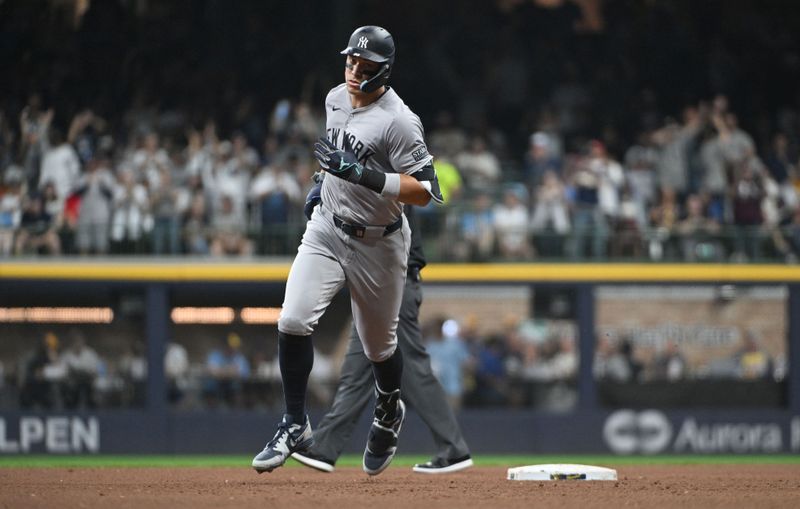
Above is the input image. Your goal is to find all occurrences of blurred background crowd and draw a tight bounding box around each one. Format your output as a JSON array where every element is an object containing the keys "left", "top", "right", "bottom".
[
  {"left": 2, "top": 0, "right": 800, "bottom": 262},
  {"left": 1, "top": 309, "right": 781, "bottom": 413}
]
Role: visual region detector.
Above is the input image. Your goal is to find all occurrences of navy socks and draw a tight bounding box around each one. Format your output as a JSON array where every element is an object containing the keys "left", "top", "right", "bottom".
[{"left": 278, "top": 332, "right": 314, "bottom": 423}]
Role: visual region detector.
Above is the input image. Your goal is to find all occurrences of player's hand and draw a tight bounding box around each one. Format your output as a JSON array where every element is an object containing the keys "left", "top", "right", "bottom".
[
  {"left": 313, "top": 137, "right": 363, "bottom": 184},
  {"left": 304, "top": 182, "right": 322, "bottom": 220}
]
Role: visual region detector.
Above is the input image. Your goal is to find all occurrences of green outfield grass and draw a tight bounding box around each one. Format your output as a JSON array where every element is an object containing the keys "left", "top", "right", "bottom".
[{"left": 1, "top": 454, "right": 799, "bottom": 468}]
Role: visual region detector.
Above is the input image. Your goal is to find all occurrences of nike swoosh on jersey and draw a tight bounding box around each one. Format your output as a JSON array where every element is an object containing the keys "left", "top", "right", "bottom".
[{"left": 327, "top": 104, "right": 341, "bottom": 111}]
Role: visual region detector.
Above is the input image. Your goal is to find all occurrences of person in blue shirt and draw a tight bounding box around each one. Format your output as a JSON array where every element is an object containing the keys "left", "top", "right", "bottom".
[{"left": 204, "top": 332, "right": 250, "bottom": 408}]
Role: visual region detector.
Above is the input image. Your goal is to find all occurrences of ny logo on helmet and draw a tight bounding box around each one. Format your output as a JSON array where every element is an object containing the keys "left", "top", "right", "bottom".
[{"left": 358, "top": 36, "right": 368, "bottom": 49}]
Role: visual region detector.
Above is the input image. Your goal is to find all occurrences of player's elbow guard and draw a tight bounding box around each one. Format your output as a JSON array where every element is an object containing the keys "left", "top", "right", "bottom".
[{"left": 304, "top": 182, "right": 322, "bottom": 220}]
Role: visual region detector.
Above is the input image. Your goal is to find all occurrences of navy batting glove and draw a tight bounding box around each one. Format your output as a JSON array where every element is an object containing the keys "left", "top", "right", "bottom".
[
  {"left": 313, "top": 137, "right": 364, "bottom": 184},
  {"left": 304, "top": 182, "right": 322, "bottom": 220}
]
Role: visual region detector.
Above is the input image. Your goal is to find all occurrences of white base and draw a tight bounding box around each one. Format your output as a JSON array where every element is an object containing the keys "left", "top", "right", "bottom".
[{"left": 507, "top": 464, "right": 617, "bottom": 481}]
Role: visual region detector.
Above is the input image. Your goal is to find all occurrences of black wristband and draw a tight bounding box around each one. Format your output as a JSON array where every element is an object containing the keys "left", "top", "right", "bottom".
[{"left": 359, "top": 167, "right": 386, "bottom": 194}]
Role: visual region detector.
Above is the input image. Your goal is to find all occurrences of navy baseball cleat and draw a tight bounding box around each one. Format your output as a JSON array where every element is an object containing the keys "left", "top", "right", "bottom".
[
  {"left": 252, "top": 414, "right": 313, "bottom": 474},
  {"left": 412, "top": 455, "right": 474, "bottom": 474},
  {"left": 291, "top": 450, "right": 336, "bottom": 473},
  {"left": 363, "top": 396, "right": 405, "bottom": 476}
]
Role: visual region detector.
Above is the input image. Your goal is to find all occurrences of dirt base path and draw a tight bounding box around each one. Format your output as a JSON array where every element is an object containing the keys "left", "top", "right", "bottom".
[{"left": 2, "top": 465, "right": 800, "bottom": 509}]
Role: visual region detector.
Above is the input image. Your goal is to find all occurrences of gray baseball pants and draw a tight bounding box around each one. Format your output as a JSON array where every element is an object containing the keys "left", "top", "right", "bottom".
[{"left": 311, "top": 275, "right": 470, "bottom": 463}]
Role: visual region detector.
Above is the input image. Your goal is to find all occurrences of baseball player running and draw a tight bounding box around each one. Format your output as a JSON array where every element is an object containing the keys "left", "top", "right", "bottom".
[
  {"left": 292, "top": 203, "right": 473, "bottom": 474},
  {"left": 252, "top": 25, "right": 443, "bottom": 476}
]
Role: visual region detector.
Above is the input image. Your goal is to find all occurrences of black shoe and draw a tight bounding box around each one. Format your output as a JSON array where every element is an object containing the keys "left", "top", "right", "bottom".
[
  {"left": 292, "top": 450, "right": 335, "bottom": 473},
  {"left": 363, "top": 398, "right": 405, "bottom": 476},
  {"left": 413, "top": 455, "right": 474, "bottom": 474}
]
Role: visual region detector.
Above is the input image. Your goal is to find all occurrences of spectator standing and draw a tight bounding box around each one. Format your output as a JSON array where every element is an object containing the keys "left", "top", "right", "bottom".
[
  {"left": 730, "top": 161, "right": 765, "bottom": 261},
  {"left": 67, "top": 109, "right": 107, "bottom": 165},
  {"left": 567, "top": 153, "right": 608, "bottom": 259},
  {"left": 455, "top": 136, "right": 502, "bottom": 191},
  {"left": 698, "top": 125, "right": 729, "bottom": 223},
  {"left": 249, "top": 158, "right": 302, "bottom": 254},
  {"left": 215, "top": 135, "right": 254, "bottom": 224},
  {"left": 588, "top": 140, "right": 625, "bottom": 225},
  {"left": 149, "top": 166, "right": 188, "bottom": 255},
  {"left": 623, "top": 130, "right": 659, "bottom": 209},
  {"left": 182, "top": 191, "right": 211, "bottom": 255},
  {"left": 184, "top": 127, "right": 215, "bottom": 178},
  {"left": 531, "top": 170, "right": 570, "bottom": 256},
  {"left": 523, "top": 131, "right": 562, "bottom": 193},
  {"left": 647, "top": 187, "right": 681, "bottom": 261},
  {"left": 764, "top": 132, "right": 797, "bottom": 185},
  {"left": 73, "top": 156, "right": 115, "bottom": 255},
  {"left": 131, "top": 132, "right": 170, "bottom": 189},
  {"left": 38, "top": 127, "right": 81, "bottom": 211},
  {"left": 655, "top": 106, "right": 705, "bottom": 200},
  {"left": 493, "top": 185, "right": 532, "bottom": 260},
  {"left": 425, "top": 318, "right": 472, "bottom": 411},
  {"left": 18, "top": 96, "right": 53, "bottom": 190},
  {"left": 110, "top": 168, "right": 151, "bottom": 253},
  {"left": 449, "top": 191, "right": 496, "bottom": 262},
  {"left": 716, "top": 112, "right": 756, "bottom": 170}
]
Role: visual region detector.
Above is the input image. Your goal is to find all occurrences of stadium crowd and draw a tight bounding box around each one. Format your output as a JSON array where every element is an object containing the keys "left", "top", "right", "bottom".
[
  {"left": 3, "top": 313, "right": 782, "bottom": 412},
  {"left": 2, "top": 0, "right": 800, "bottom": 262},
  {"left": 2, "top": 91, "right": 800, "bottom": 263}
]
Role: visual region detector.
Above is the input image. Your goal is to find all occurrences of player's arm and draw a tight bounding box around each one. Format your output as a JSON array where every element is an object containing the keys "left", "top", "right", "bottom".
[
  {"left": 385, "top": 113, "right": 443, "bottom": 206},
  {"left": 313, "top": 137, "right": 412, "bottom": 201},
  {"left": 397, "top": 173, "right": 431, "bottom": 206}
]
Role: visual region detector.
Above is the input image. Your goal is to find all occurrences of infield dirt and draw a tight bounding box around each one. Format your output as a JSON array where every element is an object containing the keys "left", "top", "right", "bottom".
[{"left": 2, "top": 465, "right": 800, "bottom": 508}]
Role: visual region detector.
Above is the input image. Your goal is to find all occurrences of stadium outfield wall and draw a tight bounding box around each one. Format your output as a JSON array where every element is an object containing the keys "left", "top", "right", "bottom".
[{"left": 1, "top": 261, "right": 799, "bottom": 455}]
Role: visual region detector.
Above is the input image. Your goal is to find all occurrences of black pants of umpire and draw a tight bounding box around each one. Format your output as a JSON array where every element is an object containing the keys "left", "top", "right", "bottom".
[{"left": 312, "top": 275, "right": 470, "bottom": 463}]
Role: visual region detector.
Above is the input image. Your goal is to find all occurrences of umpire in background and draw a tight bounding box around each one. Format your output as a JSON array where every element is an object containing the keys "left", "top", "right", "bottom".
[{"left": 293, "top": 186, "right": 472, "bottom": 473}]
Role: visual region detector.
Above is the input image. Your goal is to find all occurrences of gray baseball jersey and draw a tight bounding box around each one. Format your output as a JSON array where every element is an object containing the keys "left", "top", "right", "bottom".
[
  {"left": 320, "top": 84, "right": 434, "bottom": 226},
  {"left": 278, "top": 84, "right": 434, "bottom": 362}
]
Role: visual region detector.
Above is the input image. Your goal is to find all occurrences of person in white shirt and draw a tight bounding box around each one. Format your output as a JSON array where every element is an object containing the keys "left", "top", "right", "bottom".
[
  {"left": 38, "top": 128, "right": 81, "bottom": 210},
  {"left": 455, "top": 136, "right": 502, "bottom": 191},
  {"left": 493, "top": 185, "right": 532, "bottom": 260},
  {"left": 165, "top": 342, "right": 189, "bottom": 405}
]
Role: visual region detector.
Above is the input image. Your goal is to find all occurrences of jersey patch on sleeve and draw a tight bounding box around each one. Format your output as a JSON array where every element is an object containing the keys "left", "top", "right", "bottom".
[{"left": 412, "top": 146, "right": 429, "bottom": 162}]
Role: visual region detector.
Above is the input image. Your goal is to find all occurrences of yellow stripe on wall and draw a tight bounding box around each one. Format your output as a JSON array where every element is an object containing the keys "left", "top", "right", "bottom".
[
  {"left": 0, "top": 262, "right": 291, "bottom": 281},
  {"left": 424, "top": 263, "right": 800, "bottom": 282},
  {"left": 1, "top": 261, "right": 799, "bottom": 283}
]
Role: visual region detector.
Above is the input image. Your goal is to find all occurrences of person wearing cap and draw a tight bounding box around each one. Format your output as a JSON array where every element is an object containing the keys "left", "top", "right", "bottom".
[{"left": 204, "top": 332, "right": 251, "bottom": 408}]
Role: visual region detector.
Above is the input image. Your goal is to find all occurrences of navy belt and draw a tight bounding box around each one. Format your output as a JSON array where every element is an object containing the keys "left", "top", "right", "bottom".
[
  {"left": 407, "top": 266, "right": 421, "bottom": 282},
  {"left": 332, "top": 213, "right": 403, "bottom": 238}
]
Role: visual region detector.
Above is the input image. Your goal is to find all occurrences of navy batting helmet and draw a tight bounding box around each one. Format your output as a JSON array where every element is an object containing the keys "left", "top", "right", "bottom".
[{"left": 340, "top": 26, "right": 395, "bottom": 93}]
